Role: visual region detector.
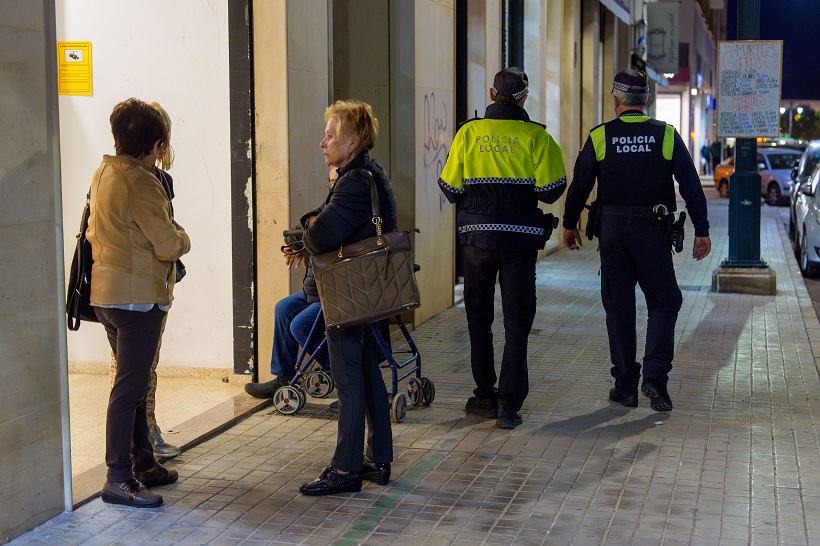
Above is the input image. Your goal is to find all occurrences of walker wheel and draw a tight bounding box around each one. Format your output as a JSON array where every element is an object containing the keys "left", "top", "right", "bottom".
[
  {"left": 304, "top": 370, "right": 335, "bottom": 398},
  {"left": 272, "top": 385, "right": 304, "bottom": 415},
  {"left": 406, "top": 377, "right": 423, "bottom": 406},
  {"left": 421, "top": 377, "right": 436, "bottom": 406},
  {"left": 391, "top": 393, "right": 408, "bottom": 423},
  {"left": 296, "top": 385, "right": 308, "bottom": 411}
]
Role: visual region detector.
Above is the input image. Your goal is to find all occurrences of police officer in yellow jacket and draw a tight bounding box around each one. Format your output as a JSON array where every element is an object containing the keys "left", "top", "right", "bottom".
[
  {"left": 438, "top": 67, "right": 567, "bottom": 429},
  {"left": 563, "top": 69, "right": 711, "bottom": 411}
]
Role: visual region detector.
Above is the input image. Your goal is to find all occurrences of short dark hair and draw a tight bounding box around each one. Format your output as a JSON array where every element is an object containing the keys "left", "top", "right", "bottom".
[{"left": 109, "top": 98, "right": 169, "bottom": 158}]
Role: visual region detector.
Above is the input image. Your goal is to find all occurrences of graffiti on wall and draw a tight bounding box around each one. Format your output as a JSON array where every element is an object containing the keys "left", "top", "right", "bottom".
[{"left": 422, "top": 92, "right": 449, "bottom": 210}]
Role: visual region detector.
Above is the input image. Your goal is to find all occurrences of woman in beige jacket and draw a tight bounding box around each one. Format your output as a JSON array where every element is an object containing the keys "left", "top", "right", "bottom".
[{"left": 87, "top": 98, "right": 191, "bottom": 508}]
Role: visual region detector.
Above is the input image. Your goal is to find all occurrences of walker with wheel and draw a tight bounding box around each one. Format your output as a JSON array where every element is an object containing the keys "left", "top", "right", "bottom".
[{"left": 270, "top": 308, "right": 433, "bottom": 423}]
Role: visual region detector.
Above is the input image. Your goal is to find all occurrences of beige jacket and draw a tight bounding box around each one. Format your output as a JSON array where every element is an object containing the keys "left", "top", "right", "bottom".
[{"left": 87, "top": 154, "right": 191, "bottom": 305}]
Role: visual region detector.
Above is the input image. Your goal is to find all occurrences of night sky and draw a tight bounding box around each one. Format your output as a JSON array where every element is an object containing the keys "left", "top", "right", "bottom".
[{"left": 727, "top": 0, "right": 820, "bottom": 100}]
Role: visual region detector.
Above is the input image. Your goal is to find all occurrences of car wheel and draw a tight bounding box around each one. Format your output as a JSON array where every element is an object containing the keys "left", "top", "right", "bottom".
[
  {"left": 766, "top": 184, "right": 782, "bottom": 206},
  {"left": 718, "top": 179, "right": 729, "bottom": 198},
  {"left": 800, "top": 232, "right": 817, "bottom": 278}
]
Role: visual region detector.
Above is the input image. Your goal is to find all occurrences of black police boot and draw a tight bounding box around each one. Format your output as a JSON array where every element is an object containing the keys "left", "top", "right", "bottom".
[
  {"left": 608, "top": 387, "right": 638, "bottom": 408},
  {"left": 641, "top": 379, "right": 673, "bottom": 411},
  {"left": 465, "top": 396, "right": 499, "bottom": 418}
]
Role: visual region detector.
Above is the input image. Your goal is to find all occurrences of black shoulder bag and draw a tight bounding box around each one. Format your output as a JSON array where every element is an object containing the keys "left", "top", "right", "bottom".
[{"left": 66, "top": 192, "right": 99, "bottom": 330}]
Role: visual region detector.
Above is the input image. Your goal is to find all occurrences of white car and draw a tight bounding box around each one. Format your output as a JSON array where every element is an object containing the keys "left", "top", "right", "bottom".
[
  {"left": 793, "top": 164, "right": 820, "bottom": 277},
  {"left": 758, "top": 148, "right": 803, "bottom": 206}
]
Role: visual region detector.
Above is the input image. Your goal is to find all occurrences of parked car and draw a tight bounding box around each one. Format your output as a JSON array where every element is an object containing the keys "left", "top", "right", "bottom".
[
  {"left": 788, "top": 140, "right": 820, "bottom": 237},
  {"left": 792, "top": 164, "right": 820, "bottom": 277},
  {"left": 712, "top": 147, "right": 803, "bottom": 205}
]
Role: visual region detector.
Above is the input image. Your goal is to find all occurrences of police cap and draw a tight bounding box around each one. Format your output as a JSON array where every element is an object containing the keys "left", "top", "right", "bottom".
[
  {"left": 492, "top": 67, "right": 529, "bottom": 101},
  {"left": 612, "top": 69, "right": 649, "bottom": 94}
]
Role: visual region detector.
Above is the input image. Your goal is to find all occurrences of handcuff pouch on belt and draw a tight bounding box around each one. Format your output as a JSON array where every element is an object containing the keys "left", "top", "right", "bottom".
[
  {"left": 584, "top": 200, "right": 602, "bottom": 241},
  {"left": 648, "top": 204, "right": 686, "bottom": 253},
  {"left": 541, "top": 211, "right": 559, "bottom": 247}
]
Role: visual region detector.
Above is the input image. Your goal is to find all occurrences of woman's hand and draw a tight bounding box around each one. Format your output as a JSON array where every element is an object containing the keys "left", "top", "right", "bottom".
[{"left": 284, "top": 250, "right": 308, "bottom": 269}]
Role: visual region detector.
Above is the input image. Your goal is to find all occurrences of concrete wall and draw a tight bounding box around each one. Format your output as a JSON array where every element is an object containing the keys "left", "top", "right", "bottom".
[
  {"left": 329, "top": 0, "right": 456, "bottom": 325},
  {"left": 254, "top": 0, "right": 329, "bottom": 383},
  {"left": 0, "top": 0, "right": 70, "bottom": 540},
  {"left": 414, "top": 0, "right": 456, "bottom": 322},
  {"left": 56, "top": 0, "right": 234, "bottom": 371}
]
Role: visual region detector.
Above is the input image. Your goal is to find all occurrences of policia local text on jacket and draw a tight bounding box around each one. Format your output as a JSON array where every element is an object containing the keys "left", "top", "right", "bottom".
[
  {"left": 562, "top": 69, "right": 711, "bottom": 412},
  {"left": 438, "top": 67, "right": 567, "bottom": 429}
]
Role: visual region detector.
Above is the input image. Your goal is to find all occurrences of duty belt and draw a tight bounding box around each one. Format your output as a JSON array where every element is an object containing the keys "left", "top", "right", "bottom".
[{"left": 601, "top": 205, "right": 652, "bottom": 215}]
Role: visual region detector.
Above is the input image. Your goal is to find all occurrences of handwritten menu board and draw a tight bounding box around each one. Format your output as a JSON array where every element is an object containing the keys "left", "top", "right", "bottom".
[{"left": 717, "top": 40, "right": 782, "bottom": 138}]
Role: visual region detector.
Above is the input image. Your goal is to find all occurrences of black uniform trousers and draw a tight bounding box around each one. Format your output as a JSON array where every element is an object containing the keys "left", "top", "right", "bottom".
[
  {"left": 598, "top": 209, "right": 683, "bottom": 393},
  {"left": 463, "top": 245, "right": 537, "bottom": 413},
  {"left": 95, "top": 305, "right": 166, "bottom": 482},
  {"left": 327, "top": 324, "right": 393, "bottom": 471}
]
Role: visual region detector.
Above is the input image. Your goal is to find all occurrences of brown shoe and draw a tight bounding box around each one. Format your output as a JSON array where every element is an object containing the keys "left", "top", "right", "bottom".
[
  {"left": 134, "top": 463, "right": 178, "bottom": 488},
  {"left": 101, "top": 478, "right": 162, "bottom": 508}
]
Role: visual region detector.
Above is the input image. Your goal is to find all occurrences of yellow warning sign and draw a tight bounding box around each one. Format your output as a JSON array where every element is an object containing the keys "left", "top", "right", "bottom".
[{"left": 57, "top": 41, "right": 92, "bottom": 96}]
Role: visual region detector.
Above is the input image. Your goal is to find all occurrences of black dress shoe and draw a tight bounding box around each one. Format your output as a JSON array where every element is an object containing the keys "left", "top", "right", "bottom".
[
  {"left": 608, "top": 387, "right": 638, "bottom": 408},
  {"left": 101, "top": 478, "right": 163, "bottom": 508},
  {"left": 244, "top": 376, "right": 292, "bottom": 399},
  {"left": 641, "top": 380, "right": 673, "bottom": 411},
  {"left": 361, "top": 461, "right": 390, "bottom": 485},
  {"left": 134, "top": 462, "right": 178, "bottom": 488},
  {"left": 299, "top": 466, "right": 362, "bottom": 496},
  {"left": 329, "top": 400, "right": 339, "bottom": 413}
]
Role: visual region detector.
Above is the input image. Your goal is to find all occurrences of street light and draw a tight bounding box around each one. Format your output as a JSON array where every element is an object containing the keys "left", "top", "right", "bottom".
[{"left": 781, "top": 105, "right": 803, "bottom": 137}]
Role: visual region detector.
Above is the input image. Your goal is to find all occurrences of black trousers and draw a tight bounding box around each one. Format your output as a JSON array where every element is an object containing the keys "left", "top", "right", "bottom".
[
  {"left": 327, "top": 324, "right": 393, "bottom": 471},
  {"left": 598, "top": 210, "right": 683, "bottom": 393},
  {"left": 463, "top": 245, "right": 537, "bottom": 413},
  {"left": 95, "top": 305, "right": 165, "bottom": 482}
]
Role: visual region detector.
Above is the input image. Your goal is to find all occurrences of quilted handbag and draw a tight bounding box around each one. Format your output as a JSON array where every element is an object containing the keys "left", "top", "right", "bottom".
[{"left": 311, "top": 171, "right": 420, "bottom": 330}]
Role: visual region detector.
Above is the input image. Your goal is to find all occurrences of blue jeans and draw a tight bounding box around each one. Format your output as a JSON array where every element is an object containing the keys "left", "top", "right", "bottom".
[{"left": 270, "top": 291, "right": 329, "bottom": 377}]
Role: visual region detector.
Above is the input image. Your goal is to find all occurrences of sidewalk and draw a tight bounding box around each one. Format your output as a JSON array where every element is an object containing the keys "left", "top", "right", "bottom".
[{"left": 12, "top": 191, "right": 820, "bottom": 545}]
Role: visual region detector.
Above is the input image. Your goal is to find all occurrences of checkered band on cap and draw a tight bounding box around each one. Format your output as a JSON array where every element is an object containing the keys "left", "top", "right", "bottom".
[{"left": 491, "top": 85, "right": 529, "bottom": 100}]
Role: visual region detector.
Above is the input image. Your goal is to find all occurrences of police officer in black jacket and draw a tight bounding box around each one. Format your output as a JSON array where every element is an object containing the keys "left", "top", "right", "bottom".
[{"left": 562, "top": 69, "right": 711, "bottom": 411}]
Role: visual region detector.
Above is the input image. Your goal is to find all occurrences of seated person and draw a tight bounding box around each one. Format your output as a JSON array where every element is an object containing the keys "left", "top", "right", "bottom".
[{"left": 245, "top": 169, "right": 336, "bottom": 398}]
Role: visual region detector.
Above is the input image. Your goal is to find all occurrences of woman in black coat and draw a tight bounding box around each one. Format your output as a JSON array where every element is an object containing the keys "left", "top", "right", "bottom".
[{"left": 299, "top": 100, "right": 397, "bottom": 495}]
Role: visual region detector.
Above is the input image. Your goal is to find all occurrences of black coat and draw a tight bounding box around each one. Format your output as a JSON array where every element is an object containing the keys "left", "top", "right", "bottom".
[
  {"left": 303, "top": 152, "right": 398, "bottom": 255},
  {"left": 299, "top": 199, "right": 328, "bottom": 304}
]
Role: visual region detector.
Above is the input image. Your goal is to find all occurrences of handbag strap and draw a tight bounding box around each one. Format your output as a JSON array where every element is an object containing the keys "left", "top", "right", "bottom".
[{"left": 356, "top": 169, "right": 383, "bottom": 245}]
